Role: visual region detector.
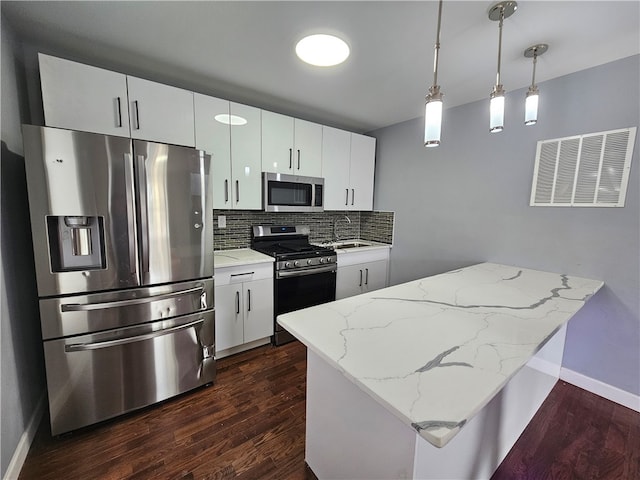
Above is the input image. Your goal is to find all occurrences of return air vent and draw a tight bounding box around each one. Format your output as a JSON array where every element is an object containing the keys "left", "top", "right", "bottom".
[{"left": 530, "top": 127, "right": 636, "bottom": 207}]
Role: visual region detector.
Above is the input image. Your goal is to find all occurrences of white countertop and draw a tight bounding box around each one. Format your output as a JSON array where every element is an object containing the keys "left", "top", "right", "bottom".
[
  {"left": 277, "top": 262, "right": 603, "bottom": 448},
  {"left": 213, "top": 248, "right": 274, "bottom": 269}
]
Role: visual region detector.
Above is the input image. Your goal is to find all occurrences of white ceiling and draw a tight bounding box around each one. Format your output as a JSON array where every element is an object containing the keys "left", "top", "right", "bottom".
[{"left": 2, "top": 1, "right": 639, "bottom": 133}]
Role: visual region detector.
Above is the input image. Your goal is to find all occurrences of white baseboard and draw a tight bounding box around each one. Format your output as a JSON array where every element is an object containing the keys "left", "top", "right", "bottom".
[
  {"left": 3, "top": 395, "right": 45, "bottom": 480},
  {"left": 560, "top": 367, "right": 640, "bottom": 413}
]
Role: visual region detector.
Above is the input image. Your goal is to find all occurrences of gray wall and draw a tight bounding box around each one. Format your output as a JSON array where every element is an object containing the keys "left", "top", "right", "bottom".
[
  {"left": 1, "top": 15, "right": 46, "bottom": 478},
  {"left": 371, "top": 55, "right": 639, "bottom": 396}
]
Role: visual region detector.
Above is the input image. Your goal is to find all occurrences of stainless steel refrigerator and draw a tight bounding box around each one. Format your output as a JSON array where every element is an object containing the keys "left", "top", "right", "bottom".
[{"left": 22, "top": 125, "right": 215, "bottom": 435}]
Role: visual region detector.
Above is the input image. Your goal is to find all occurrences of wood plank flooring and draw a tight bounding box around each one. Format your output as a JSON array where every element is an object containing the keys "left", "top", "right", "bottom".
[{"left": 19, "top": 341, "right": 639, "bottom": 479}]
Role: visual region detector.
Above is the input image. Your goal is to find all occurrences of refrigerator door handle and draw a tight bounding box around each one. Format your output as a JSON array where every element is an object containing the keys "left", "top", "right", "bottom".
[
  {"left": 135, "top": 154, "right": 150, "bottom": 273},
  {"left": 124, "top": 153, "right": 138, "bottom": 275},
  {"left": 61, "top": 284, "right": 204, "bottom": 312},
  {"left": 64, "top": 318, "right": 205, "bottom": 352}
]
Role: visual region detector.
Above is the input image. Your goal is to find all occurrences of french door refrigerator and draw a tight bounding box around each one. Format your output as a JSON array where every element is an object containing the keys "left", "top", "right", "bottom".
[{"left": 22, "top": 125, "right": 215, "bottom": 435}]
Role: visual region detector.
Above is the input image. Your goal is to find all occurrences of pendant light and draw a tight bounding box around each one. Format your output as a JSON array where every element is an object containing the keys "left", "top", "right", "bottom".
[
  {"left": 524, "top": 43, "right": 548, "bottom": 125},
  {"left": 424, "top": 0, "right": 445, "bottom": 147},
  {"left": 488, "top": 1, "right": 517, "bottom": 133}
]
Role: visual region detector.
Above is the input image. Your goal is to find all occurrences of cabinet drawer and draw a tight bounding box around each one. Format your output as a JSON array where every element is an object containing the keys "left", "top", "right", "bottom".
[{"left": 215, "top": 263, "right": 273, "bottom": 285}]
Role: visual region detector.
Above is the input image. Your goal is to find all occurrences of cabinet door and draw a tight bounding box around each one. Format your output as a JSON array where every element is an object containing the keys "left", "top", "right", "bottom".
[
  {"left": 194, "top": 94, "right": 232, "bottom": 209},
  {"left": 361, "top": 260, "right": 388, "bottom": 293},
  {"left": 294, "top": 119, "right": 322, "bottom": 177},
  {"left": 127, "top": 76, "right": 195, "bottom": 147},
  {"left": 336, "top": 263, "right": 366, "bottom": 300},
  {"left": 215, "top": 284, "right": 244, "bottom": 351},
  {"left": 230, "top": 103, "right": 262, "bottom": 210},
  {"left": 262, "top": 111, "right": 294, "bottom": 174},
  {"left": 322, "top": 126, "right": 351, "bottom": 210},
  {"left": 243, "top": 278, "right": 274, "bottom": 344},
  {"left": 349, "top": 133, "right": 376, "bottom": 211},
  {"left": 39, "top": 53, "right": 130, "bottom": 137}
]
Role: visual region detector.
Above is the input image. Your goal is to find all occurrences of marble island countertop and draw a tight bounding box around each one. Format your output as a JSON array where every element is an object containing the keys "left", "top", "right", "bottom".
[{"left": 277, "top": 262, "right": 603, "bottom": 448}]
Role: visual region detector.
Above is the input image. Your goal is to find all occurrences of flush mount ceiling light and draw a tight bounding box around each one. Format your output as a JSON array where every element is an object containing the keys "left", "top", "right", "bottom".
[
  {"left": 424, "top": 0, "right": 445, "bottom": 148},
  {"left": 214, "top": 114, "right": 247, "bottom": 126},
  {"left": 295, "top": 34, "right": 350, "bottom": 67},
  {"left": 524, "top": 43, "right": 548, "bottom": 126},
  {"left": 488, "top": 1, "right": 517, "bottom": 133}
]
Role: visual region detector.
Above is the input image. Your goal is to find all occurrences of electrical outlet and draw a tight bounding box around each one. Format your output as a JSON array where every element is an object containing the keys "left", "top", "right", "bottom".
[{"left": 217, "top": 215, "right": 226, "bottom": 228}]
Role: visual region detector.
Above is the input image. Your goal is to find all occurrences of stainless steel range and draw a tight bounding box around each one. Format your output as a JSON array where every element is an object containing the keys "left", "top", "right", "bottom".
[{"left": 251, "top": 226, "right": 336, "bottom": 345}]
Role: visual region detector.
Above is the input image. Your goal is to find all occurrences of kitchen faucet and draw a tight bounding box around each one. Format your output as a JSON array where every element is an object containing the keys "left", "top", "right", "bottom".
[{"left": 333, "top": 214, "right": 352, "bottom": 242}]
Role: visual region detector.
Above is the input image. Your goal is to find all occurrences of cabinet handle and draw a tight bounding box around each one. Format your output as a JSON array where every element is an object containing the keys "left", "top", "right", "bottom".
[
  {"left": 224, "top": 179, "right": 229, "bottom": 203},
  {"left": 297, "top": 149, "right": 301, "bottom": 170},
  {"left": 345, "top": 189, "right": 349, "bottom": 206},
  {"left": 247, "top": 289, "right": 251, "bottom": 312},
  {"left": 133, "top": 100, "right": 140, "bottom": 129},
  {"left": 365, "top": 268, "right": 369, "bottom": 285},
  {"left": 235, "top": 291, "right": 240, "bottom": 314},
  {"left": 351, "top": 188, "right": 355, "bottom": 206},
  {"left": 289, "top": 148, "right": 292, "bottom": 169},
  {"left": 115, "top": 97, "right": 122, "bottom": 127},
  {"left": 359, "top": 269, "right": 363, "bottom": 287},
  {"left": 236, "top": 180, "right": 240, "bottom": 203}
]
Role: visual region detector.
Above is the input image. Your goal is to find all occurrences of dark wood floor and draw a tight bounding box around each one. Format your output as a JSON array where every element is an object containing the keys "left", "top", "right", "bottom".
[{"left": 19, "top": 341, "right": 639, "bottom": 479}]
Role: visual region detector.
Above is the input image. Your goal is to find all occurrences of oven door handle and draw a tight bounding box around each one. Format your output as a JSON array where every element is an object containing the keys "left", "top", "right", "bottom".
[
  {"left": 277, "top": 265, "right": 337, "bottom": 278},
  {"left": 64, "top": 318, "right": 205, "bottom": 352}
]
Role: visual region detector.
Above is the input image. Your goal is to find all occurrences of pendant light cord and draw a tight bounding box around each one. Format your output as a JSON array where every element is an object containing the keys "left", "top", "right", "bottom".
[
  {"left": 432, "top": 0, "right": 444, "bottom": 87},
  {"left": 496, "top": 7, "right": 504, "bottom": 86}
]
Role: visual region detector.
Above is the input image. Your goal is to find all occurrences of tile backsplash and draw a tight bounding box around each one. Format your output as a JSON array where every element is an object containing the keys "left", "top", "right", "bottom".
[{"left": 213, "top": 210, "right": 394, "bottom": 250}]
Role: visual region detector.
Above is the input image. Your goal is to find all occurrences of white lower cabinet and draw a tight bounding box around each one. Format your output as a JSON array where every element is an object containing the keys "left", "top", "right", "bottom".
[
  {"left": 336, "top": 248, "right": 390, "bottom": 300},
  {"left": 215, "top": 263, "right": 273, "bottom": 356}
]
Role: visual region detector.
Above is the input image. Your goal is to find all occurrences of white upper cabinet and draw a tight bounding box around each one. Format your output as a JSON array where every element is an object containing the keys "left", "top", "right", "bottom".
[
  {"left": 322, "top": 126, "right": 351, "bottom": 210},
  {"left": 39, "top": 53, "right": 131, "bottom": 137},
  {"left": 262, "top": 111, "right": 322, "bottom": 177},
  {"left": 39, "top": 54, "right": 195, "bottom": 146},
  {"left": 349, "top": 133, "right": 376, "bottom": 211},
  {"left": 294, "top": 119, "right": 323, "bottom": 177},
  {"left": 194, "top": 93, "right": 232, "bottom": 209},
  {"left": 322, "top": 127, "right": 376, "bottom": 211},
  {"left": 126, "top": 76, "right": 195, "bottom": 147},
  {"left": 195, "top": 96, "right": 261, "bottom": 210},
  {"left": 229, "top": 102, "right": 262, "bottom": 210}
]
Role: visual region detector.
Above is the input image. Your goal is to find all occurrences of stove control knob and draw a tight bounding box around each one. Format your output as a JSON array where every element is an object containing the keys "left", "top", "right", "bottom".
[
  {"left": 294, "top": 260, "right": 300, "bottom": 267},
  {"left": 319, "top": 258, "right": 325, "bottom": 264},
  {"left": 326, "top": 257, "right": 333, "bottom": 263},
  {"left": 285, "top": 262, "right": 292, "bottom": 269},
  {"left": 307, "top": 259, "right": 313, "bottom": 265}
]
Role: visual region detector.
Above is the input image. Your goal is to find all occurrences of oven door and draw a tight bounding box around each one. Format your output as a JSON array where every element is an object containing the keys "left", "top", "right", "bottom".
[{"left": 274, "top": 268, "right": 336, "bottom": 345}]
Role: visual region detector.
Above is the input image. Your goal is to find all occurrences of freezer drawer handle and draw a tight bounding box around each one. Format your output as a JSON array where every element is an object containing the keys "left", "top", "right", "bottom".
[
  {"left": 61, "top": 285, "right": 205, "bottom": 312},
  {"left": 64, "top": 318, "right": 205, "bottom": 352}
]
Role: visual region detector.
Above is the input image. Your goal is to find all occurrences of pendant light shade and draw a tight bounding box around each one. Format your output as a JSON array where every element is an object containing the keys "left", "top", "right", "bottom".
[
  {"left": 424, "top": 0, "right": 445, "bottom": 147},
  {"left": 524, "top": 44, "right": 548, "bottom": 126},
  {"left": 425, "top": 86, "right": 443, "bottom": 147},
  {"left": 489, "top": 86, "right": 505, "bottom": 133},
  {"left": 524, "top": 88, "right": 539, "bottom": 125},
  {"left": 488, "top": 1, "right": 517, "bottom": 133}
]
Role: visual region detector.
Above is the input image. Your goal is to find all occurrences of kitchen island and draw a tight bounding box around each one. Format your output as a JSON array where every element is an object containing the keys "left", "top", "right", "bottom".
[{"left": 278, "top": 262, "right": 603, "bottom": 479}]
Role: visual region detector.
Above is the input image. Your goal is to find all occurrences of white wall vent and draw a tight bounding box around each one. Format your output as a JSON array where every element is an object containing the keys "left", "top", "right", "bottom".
[{"left": 530, "top": 127, "right": 636, "bottom": 207}]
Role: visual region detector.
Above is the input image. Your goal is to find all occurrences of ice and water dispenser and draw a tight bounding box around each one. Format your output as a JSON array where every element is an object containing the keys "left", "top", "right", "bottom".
[{"left": 47, "top": 215, "right": 106, "bottom": 272}]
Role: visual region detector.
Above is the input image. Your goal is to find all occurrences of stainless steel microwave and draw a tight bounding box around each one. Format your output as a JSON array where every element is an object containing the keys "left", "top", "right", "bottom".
[{"left": 263, "top": 172, "right": 324, "bottom": 212}]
